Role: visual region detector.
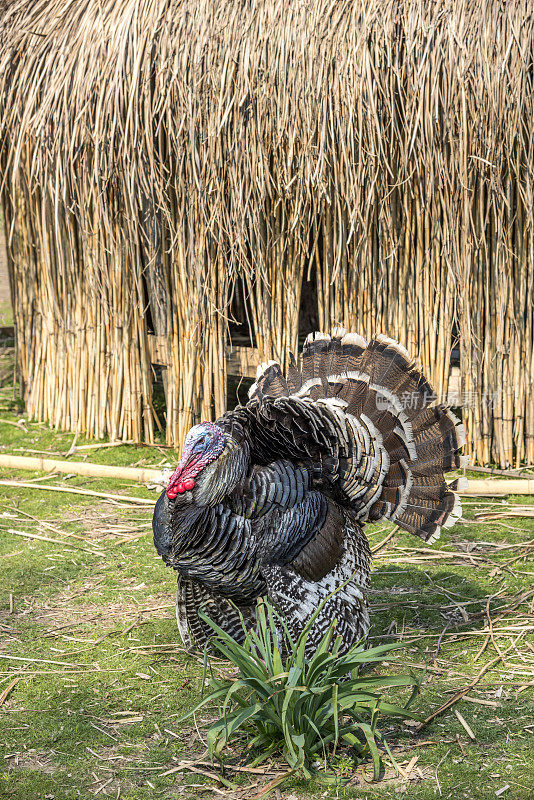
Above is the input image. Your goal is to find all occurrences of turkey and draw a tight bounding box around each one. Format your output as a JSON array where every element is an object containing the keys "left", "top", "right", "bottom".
[{"left": 153, "top": 330, "right": 466, "bottom": 653}]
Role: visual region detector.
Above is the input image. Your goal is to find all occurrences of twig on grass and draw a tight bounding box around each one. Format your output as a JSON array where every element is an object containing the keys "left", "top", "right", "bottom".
[
  {"left": 111, "top": 532, "right": 149, "bottom": 546},
  {"left": 0, "top": 677, "right": 20, "bottom": 706},
  {"left": 92, "top": 777, "right": 114, "bottom": 796},
  {"left": 171, "top": 760, "right": 281, "bottom": 776},
  {"left": 474, "top": 596, "right": 505, "bottom": 662},
  {"left": 395, "top": 754, "right": 419, "bottom": 780},
  {"left": 1, "top": 527, "right": 104, "bottom": 554},
  {"left": 435, "top": 749, "right": 451, "bottom": 796},
  {"left": 467, "top": 465, "right": 534, "bottom": 478},
  {"left": 0, "top": 504, "right": 91, "bottom": 542},
  {"left": 0, "top": 418, "right": 28, "bottom": 432},
  {"left": 460, "top": 695, "right": 501, "bottom": 707},
  {"left": 119, "top": 617, "right": 144, "bottom": 637},
  {"left": 371, "top": 525, "right": 399, "bottom": 554},
  {"left": 0, "top": 480, "right": 154, "bottom": 504},
  {"left": 0, "top": 667, "right": 128, "bottom": 676},
  {"left": 249, "top": 771, "right": 296, "bottom": 799},
  {"left": 0, "top": 653, "right": 89, "bottom": 667},
  {"left": 158, "top": 762, "right": 235, "bottom": 788},
  {"left": 66, "top": 440, "right": 133, "bottom": 456},
  {"left": 471, "top": 589, "right": 534, "bottom": 660},
  {"left": 454, "top": 709, "right": 476, "bottom": 740},
  {"left": 475, "top": 510, "right": 534, "bottom": 520},
  {"left": 415, "top": 633, "right": 525, "bottom": 732}
]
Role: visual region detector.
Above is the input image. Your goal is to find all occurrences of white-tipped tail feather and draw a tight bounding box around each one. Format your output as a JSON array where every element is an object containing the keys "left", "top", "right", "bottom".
[
  {"left": 331, "top": 325, "right": 347, "bottom": 338},
  {"left": 305, "top": 331, "right": 331, "bottom": 345},
  {"left": 256, "top": 359, "right": 278, "bottom": 379},
  {"left": 375, "top": 333, "right": 411, "bottom": 361},
  {"left": 341, "top": 332, "right": 367, "bottom": 349},
  {"left": 446, "top": 409, "right": 467, "bottom": 448}
]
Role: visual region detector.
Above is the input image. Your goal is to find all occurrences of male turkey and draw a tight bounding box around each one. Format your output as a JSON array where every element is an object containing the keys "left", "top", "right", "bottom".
[{"left": 153, "top": 330, "right": 466, "bottom": 652}]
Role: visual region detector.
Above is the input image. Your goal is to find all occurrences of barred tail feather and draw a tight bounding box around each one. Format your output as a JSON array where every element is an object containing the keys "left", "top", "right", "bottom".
[{"left": 248, "top": 360, "right": 289, "bottom": 401}]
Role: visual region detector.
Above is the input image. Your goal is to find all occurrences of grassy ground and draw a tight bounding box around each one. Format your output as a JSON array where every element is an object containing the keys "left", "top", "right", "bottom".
[
  {"left": 0, "top": 302, "right": 12, "bottom": 327},
  {"left": 0, "top": 349, "right": 533, "bottom": 798}
]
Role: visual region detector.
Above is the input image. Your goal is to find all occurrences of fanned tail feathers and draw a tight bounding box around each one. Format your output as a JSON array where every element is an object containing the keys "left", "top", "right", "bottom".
[{"left": 248, "top": 330, "right": 466, "bottom": 543}]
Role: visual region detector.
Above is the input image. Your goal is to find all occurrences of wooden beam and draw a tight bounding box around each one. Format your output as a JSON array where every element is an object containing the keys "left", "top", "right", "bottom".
[
  {"left": 147, "top": 335, "right": 259, "bottom": 378},
  {"left": 0, "top": 454, "right": 164, "bottom": 484},
  {"left": 226, "top": 345, "right": 260, "bottom": 379}
]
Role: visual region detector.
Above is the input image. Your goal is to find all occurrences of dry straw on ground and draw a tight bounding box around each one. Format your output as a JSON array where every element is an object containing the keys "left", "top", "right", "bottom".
[{"left": 0, "top": 1, "right": 533, "bottom": 465}]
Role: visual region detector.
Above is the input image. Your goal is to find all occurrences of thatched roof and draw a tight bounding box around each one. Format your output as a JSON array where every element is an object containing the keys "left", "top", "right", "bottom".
[{"left": 1, "top": 1, "right": 533, "bottom": 465}]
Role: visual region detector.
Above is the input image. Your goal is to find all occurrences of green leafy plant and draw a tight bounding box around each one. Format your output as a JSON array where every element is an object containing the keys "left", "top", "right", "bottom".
[{"left": 181, "top": 597, "right": 423, "bottom": 779}]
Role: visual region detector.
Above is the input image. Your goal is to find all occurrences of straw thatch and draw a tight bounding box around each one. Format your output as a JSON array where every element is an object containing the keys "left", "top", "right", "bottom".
[{"left": 1, "top": 0, "right": 533, "bottom": 466}]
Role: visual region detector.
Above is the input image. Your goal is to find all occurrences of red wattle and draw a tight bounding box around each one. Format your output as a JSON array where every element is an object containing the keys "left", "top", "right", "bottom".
[
  {"left": 183, "top": 478, "right": 195, "bottom": 491},
  {"left": 176, "top": 482, "right": 186, "bottom": 493}
]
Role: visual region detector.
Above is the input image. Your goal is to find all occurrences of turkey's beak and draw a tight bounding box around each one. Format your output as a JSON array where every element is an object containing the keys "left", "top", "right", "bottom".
[{"left": 166, "top": 450, "right": 201, "bottom": 499}]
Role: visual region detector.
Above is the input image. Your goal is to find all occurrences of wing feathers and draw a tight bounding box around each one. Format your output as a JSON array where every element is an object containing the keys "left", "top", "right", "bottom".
[{"left": 290, "top": 501, "right": 344, "bottom": 581}]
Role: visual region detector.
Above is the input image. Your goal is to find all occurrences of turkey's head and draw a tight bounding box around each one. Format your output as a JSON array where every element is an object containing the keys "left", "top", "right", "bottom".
[{"left": 166, "top": 423, "right": 226, "bottom": 500}]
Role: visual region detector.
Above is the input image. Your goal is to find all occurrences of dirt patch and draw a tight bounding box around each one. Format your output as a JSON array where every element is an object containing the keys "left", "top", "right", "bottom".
[
  {"left": 5, "top": 749, "right": 58, "bottom": 774},
  {"left": 25, "top": 592, "right": 173, "bottom": 633},
  {"left": 62, "top": 505, "right": 152, "bottom": 546},
  {"left": 84, "top": 776, "right": 137, "bottom": 797},
  {"left": 5, "top": 747, "right": 139, "bottom": 797},
  {"left": 0, "top": 573, "right": 173, "bottom": 643}
]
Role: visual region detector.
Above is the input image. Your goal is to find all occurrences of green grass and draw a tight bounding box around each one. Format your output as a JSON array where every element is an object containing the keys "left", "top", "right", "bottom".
[
  {"left": 0, "top": 347, "right": 533, "bottom": 798},
  {"left": 0, "top": 301, "right": 12, "bottom": 328}
]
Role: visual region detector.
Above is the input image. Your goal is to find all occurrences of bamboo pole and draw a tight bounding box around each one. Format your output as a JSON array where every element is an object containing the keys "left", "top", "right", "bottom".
[
  {"left": 1, "top": 455, "right": 533, "bottom": 497},
  {"left": 0, "top": 454, "right": 164, "bottom": 484}
]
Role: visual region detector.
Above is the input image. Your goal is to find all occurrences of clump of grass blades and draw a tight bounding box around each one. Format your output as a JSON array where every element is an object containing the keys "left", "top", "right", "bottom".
[{"left": 182, "top": 599, "right": 423, "bottom": 780}]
